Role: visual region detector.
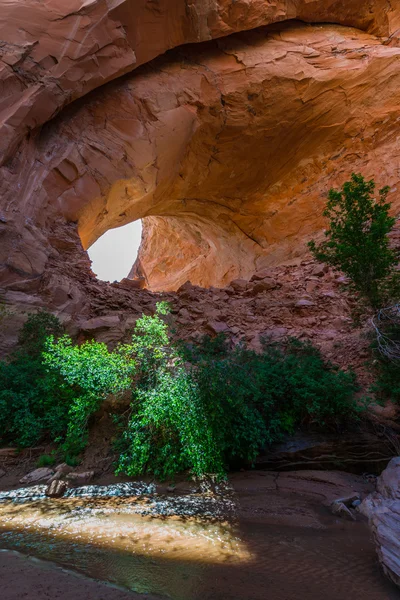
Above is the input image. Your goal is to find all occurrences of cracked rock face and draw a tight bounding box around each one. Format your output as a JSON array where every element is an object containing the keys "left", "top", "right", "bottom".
[
  {"left": 361, "top": 457, "right": 400, "bottom": 589},
  {"left": 1, "top": 2, "right": 400, "bottom": 332},
  {"left": 1, "top": 0, "right": 398, "bottom": 166}
]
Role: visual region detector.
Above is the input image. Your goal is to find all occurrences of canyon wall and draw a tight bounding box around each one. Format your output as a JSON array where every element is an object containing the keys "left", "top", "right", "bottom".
[
  {"left": 1, "top": 1, "right": 400, "bottom": 346},
  {"left": 1, "top": 1, "right": 398, "bottom": 166}
]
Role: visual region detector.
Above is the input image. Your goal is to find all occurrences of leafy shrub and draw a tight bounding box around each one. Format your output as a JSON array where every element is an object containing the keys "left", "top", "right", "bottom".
[
  {"left": 43, "top": 335, "right": 136, "bottom": 456},
  {"left": 0, "top": 312, "right": 75, "bottom": 448},
  {"left": 1, "top": 306, "right": 362, "bottom": 480},
  {"left": 182, "top": 335, "right": 361, "bottom": 469},
  {"left": 37, "top": 453, "right": 57, "bottom": 468},
  {"left": 308, "top": 173, "right": 399, "bottom": 308},
  {"left": 115, "top": 303, "right": 224, "bottom": 479},
  {"left": 116, "top": 310, "right": 360, "bottom": 479}
]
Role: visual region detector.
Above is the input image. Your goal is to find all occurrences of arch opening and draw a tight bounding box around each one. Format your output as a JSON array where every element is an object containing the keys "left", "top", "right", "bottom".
[{"left": 87, "top": 220, "right": 143, "bottom": 283}]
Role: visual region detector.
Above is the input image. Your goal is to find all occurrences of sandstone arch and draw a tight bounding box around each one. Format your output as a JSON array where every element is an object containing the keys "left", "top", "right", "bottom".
[
  {"left": 1, "top": 4, "right": 400, "bottom": 350},
  {"left": 1, "top": 0, "right": 398, "bottom": 165},
  {"left": 3, "top": 21, "right": 400, "bottom": 295}
]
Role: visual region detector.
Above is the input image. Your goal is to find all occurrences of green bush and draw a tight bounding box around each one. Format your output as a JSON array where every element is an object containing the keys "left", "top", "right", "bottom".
[
  {"left": 37, "top": 453, "right": 57, "bottom": 468},
  {"left": 43, "top": 335, "right": 136, "bottom": 456},
  {"left": 182, "top": 335, "right": 361, "bottom": 469},
  {"left": 308, "top": 173, "right": 399, "bottom": 308},
  {"left": 115, "top": 303, "right": 224, "bottom": 479},
  {"left": 1, "top": 306, "right": 362, "bottom": 480},
  {"left": 0, "top": 312, "right": 75, "bottom": 448}
]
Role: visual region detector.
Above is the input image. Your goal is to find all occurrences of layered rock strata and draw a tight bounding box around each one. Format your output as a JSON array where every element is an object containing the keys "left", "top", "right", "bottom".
[
  {"left": 361, "top": 457, "right": 400, "bottom": 589},
  {"left": 1, "top": 0, "right": 399, "bottom": 166},
  {"left": 2, "top": 22, "right": 400, "bottom": 298},
  {"left": 1, "top": 3, "right": 400, "bottom": 350}
]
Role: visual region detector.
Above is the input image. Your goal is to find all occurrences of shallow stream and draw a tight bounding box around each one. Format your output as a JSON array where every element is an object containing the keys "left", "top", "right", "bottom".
[{"left": 0, "top": 482, "right": 399, "bottom": 600}]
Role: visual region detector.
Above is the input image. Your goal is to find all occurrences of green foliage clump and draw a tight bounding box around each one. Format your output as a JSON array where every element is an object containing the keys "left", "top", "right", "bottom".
[
  {"left": 0, "top": 312, "right": 75, "bottom": 448},
  {"left": 1, "top": 305, "right": 361, "bottom": 480},
  {"left": 115, "top": 303, "right": 223, "bottom": 479},
  {"left": 182, "top": 335, "right": 360, "bottom": 469},
  {"left": 37, "top": 453, "right": 57, "bottom": 468},
  {"left": 308, "top": 173, "right": 399, "bottom": 308},
  {"left": 43, "top": 335, "right": 136, "bottom": 456}
]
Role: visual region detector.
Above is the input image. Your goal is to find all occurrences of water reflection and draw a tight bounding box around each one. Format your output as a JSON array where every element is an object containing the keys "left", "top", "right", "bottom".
[{"left": 0, "top": 482, "right": 399, "bottom": 600}]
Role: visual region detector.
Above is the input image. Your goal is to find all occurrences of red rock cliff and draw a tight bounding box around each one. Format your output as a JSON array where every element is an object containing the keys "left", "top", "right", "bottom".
[{"left": 1, "top": 1, "right": 400, "bottom": 338}]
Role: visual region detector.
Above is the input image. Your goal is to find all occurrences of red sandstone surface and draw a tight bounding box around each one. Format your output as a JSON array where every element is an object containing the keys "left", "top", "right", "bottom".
[{"left": 0, "top": 1, "right": 400, "bottom": 360}]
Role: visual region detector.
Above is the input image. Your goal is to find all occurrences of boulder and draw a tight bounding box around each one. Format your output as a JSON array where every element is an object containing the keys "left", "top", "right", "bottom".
[
  {"left": 360, "top": 457, "right": 400, "bottom": 588},
  {"left": 230, "top": 279, "right": 248, "bottom": 292},
  {"left": 66, "top": 471, "right": 95, "bottom": 485},
  {"left": 20, "top": 468, "right": 54, "bottom": 484},
  {"left": 250, "top": 279, "right": 278, "bottom": 295},
  {"left": 206, "top": 321, "right": 230, "bottom": 335},
  {"left": 45, "top": 479, "right": 69, "bottom": 498}
]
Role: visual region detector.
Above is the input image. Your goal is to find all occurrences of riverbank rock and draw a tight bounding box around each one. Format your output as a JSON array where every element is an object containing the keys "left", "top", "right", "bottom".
[
  {"left": 19, "top": 468, "right": 54, "bottom": 484},
  {"left": 66, "top": 471, "right": 95, "bottom": 485},
  {"left": 45, "top": 479, "right": 69, "bottom": 498},
  {"left": 55, "top": 463, "right": 74, "bottom": 476},
  {"left": 360, "top": 457, "right": 400, "bottom": 588},
  {"left": 256, "top": 433, "right": 396, "bottom": 474},
  {"left": 330, "top": 494, "right": 361, "bottom": 521}
]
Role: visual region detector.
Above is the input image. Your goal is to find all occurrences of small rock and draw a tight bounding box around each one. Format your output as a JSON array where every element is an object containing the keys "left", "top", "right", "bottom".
[
  {"left": 330, "top": 500, "right": 356, "bottom": 520},
  {"left": 20, "top": 467, "right": 54, "bottom": 484},
  {"left": 250, "top": 269, "right": 272, "bottom": 281},
  {"left": 334, "top": 493, "right": 360, "bottom": 507},
  {"left": 206, "top": 321, "right": 230, "bottom": 335},
  {"left": 311, "top": 264, "right": 327, "bottom": 277},
  {"left": 0, "top": 468, "right": 5, "bottom": 478},
  {"left": 45, "top": 479, "right": 69, "bottom": 498},
  {"left": 251, "top": 279, "right": 277, "bottom": 295},
  {"left": 295, "top": 299, "right": 315, "bottom": 308},
  {"left": 230, "top": 279, "right": 248, "bottom": 292},
  {"left": 265, "top": 327, "right": 288, "bottom": 339},
  {"left": 55, "top": 463, "right": 74, "bottom": 475},
  {"left": 334, "top": 275, "right": 350, "bottom": 285},
  {"left": 66, "top": 471, "right": 95, "bottom": 484}
]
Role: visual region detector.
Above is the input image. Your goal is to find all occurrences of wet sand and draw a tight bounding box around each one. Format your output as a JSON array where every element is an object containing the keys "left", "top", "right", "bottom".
[
  {"left": 0, "top": 551, "right": 160, "bottom": 600},
  {"left": 0, "top": 470, "right": 399, "bottom": 600}
]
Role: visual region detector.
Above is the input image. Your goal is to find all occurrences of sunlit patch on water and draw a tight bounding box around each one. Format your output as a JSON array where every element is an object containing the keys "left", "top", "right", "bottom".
[
  {"left": 0, "top": 483, "right": 250, "bottom": 599},
  {"left": 0, "top": 482, "right": 398, "bottom": 600}
]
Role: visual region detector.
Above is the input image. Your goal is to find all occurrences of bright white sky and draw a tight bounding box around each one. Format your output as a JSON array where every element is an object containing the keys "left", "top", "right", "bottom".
[{"left": 88, "top": 220, "right": 143, "bottom": 282}]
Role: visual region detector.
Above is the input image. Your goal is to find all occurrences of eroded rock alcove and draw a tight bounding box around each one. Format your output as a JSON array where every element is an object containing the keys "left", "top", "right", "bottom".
[{"left": 1, "top": 0, "right": 400, "bottom": 349}]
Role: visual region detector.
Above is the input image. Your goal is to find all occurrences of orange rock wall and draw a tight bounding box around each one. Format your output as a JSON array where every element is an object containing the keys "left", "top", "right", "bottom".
[
  {"left": 1, "top": 0, "right": 399, "bottom": 165},
  {"left": 1, "top": 1, "right": 400, "bottom": 314}
]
